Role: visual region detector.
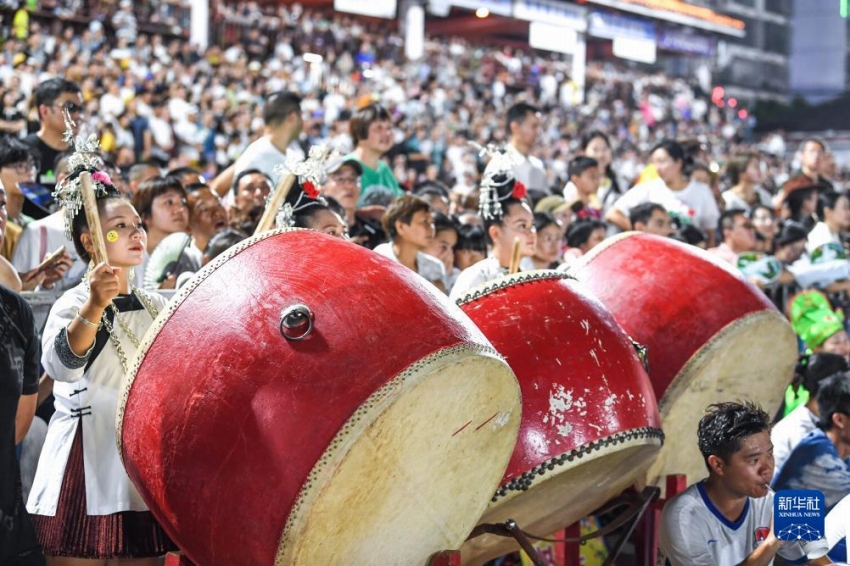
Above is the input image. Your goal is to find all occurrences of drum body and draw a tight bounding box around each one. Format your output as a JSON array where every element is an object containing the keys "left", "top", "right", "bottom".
[
  {"left": 570, "top": 233, "right": 797, "bottom": 486},
  {"left": 118, "top": 230, "right": 522, "bottom": 566},
  {"left": 456, "top": 272, "right": 663, "bottom": 565}
]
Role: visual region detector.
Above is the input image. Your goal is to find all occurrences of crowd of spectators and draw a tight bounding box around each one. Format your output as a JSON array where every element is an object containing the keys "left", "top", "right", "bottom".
[{"left": 6, "top": 2, "right": 850, "bottom": 564}]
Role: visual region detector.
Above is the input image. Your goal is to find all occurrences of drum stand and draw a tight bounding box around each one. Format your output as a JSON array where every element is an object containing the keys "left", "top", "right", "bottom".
[
  {"left": 161, "top": 483, "right": 669, "bottom": 566},
  {"left": 165, "top": 550, "right": 467, "bottom": 565},
  {"left": 465, "top": 485, "right": 660, "bottom": 566}
]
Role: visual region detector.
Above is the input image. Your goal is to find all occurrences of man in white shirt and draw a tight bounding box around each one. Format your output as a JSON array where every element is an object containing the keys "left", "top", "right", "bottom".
[
  {"left": 233, "top": 91, "right": 303, "bottom": 190},
  {"left": 506, "top": 103, "right": 547, "bottom": 193},
  {"left": 659, "top": 401, "right": 830, "bottom": 566}
]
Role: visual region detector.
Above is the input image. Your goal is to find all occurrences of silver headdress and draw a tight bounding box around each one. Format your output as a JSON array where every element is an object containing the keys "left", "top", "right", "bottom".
[
  {"left": 53, "top": 110, "right": 111, "bottom": 239},
  {"left": 272, "top": 144, "right": 336, "bottom": 229},
  {"left": 471, "top": 142, "right": 524, "bottom": 220}
]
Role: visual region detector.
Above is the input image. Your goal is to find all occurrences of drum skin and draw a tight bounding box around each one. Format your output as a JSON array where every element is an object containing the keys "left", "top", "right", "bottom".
[
  {"left": 456, "top": 272, "right": 663, "bottom": 565},
  {"left": 569, "top": 232, "right": 797, "bottom": 486},
  {"left": 117, "top": 229, "right": 522, "bottom": 566}
]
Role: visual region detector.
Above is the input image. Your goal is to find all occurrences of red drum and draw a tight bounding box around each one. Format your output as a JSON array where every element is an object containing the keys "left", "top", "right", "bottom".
[
  {"left": 117, "top": 230, "right": 522, "bottom": 566},
  {"left": 455, "top": 271, "right": 663, "bottom": 565},
  {"left": 570, "top": 233, "right": 797, "bottom": 487}
]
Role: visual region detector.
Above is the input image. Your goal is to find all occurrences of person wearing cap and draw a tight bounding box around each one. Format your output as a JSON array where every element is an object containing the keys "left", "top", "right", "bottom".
[
  {"left": 226, "top": 91, "right": 304, "bottom": 208},
  {"left": 320, "top": 157, "right": 385, "bottom": 249},
  {"left": 534, "top": 195, "right": 572, "bottom": 234},
  {"left": 413, "top": 182, "right": 451, "bottom": 216},
  {"left": 783, "top": 291, "right": 850, "bottom": 418},
  {"left": 773, "top": 373, "right": 850, "bottom": 513},
  {"left": 345, "top": 103, "right": 403, "bottom": 206}
]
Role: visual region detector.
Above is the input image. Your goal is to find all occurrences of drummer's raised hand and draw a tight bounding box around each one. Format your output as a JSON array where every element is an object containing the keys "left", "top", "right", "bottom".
[
  {"left": 67, "top": 262, "right": 123, "bottom": 357},
  {"left": 88, "top": 262, "right": 123, "bottom": 309}
]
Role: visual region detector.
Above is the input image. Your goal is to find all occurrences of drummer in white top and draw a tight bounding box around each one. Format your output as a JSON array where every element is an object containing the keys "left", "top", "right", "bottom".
[
  {"left": 27, "top": 155, "right": 174, "bottom": 561},
  {"left": 450, "top": 147, "right": 536, "bottom": 302}
]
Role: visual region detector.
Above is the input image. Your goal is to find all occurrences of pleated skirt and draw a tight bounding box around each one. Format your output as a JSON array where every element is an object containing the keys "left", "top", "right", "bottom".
[{"left": 30, "top": 426, "right": 176, "bottom": 558}]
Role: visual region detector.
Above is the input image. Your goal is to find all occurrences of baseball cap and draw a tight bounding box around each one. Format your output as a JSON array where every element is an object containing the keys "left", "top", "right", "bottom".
[{"left": 325, "top": 157, "right": 363, "bottom": 176}]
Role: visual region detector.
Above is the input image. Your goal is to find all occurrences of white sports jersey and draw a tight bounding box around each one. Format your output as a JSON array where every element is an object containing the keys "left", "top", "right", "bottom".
[{"left": 659, "top": 482, "right": 828, "bottom": 566}]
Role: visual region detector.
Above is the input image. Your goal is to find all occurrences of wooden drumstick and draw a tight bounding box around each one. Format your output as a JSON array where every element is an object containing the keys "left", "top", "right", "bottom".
[
  {"left": 254, "top": 173, "right": 297, "bottom": 236},
  {"left": 508, "top": 236, "right": 521, "bottom": 275},
  {"left": 81, "top": 171, "right": 109, "bottom": 265}
]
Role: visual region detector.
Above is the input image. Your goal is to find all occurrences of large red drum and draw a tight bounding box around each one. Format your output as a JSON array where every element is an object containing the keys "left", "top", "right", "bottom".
[
  {"left": 117, "top": 230, "right": 522, "bottom": 566},
  {"left": 569, "top": 233, "right": 797, "bottom": 486},
  {"left": 455, "top": 271, "right": 663, "bottom": 565}
]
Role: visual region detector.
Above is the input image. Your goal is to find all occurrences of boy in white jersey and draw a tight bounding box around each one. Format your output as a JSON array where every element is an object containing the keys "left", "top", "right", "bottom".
[{"left": 659, "top": 402, "right": 831, "bottom": 566}]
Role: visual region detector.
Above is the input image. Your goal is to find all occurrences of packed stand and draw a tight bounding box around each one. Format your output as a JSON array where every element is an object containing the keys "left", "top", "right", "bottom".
[{"left": 5, "top": 2, "right": 850, "bottom": 565}]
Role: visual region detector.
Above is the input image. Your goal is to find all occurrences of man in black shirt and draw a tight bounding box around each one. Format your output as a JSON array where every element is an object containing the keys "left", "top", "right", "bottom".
[
  {"left": 23, "top": 78, "right": 83, "bottom": 198},
  {"left": 0, "top": 285, "right": 44, "bottom": 565}
]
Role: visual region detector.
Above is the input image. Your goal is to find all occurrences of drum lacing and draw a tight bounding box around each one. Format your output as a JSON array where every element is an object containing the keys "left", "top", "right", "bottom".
[{"left": 456, "top": 270, "right": 577, "bottom": 305}]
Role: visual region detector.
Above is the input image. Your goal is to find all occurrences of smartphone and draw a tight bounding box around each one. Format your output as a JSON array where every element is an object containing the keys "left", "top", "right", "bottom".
[{"left": 35, "top": 245, "right": 67, "bottom": 274}]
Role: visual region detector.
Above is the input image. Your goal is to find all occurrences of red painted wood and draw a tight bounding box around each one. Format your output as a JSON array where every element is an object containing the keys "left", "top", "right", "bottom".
[
  {"left": 570, "top": 233, "right": 778, "bottom": 402},
  {"left": 121, "top": 230, "right": 495, "bottom": 566},
  {"left": 429, "top": 550, "right": 462, "bottom": 566},
  {"left": 459, "top": 275, "right": 660, "bottom": 488},
  {"left": 164, "top": 552, "right": 194, "bottom": 566},
  {"left": 636, "top": 474, "right": 688, "bottom": 565},
  {"left": 564, "top": 523, "right": 581, "bottom": 566}
]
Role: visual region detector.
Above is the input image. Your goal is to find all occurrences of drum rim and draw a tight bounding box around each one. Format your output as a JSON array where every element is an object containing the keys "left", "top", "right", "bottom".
[
  {"left": 455, "top": 269, "right": 575, "bottom": 306},
  {"left": 565, "top": 230, "right": 637, "bottom": 272},
  {"left": 492, "top": 425, "right": 664, "bottom": 503},
  {"left": 116, "top": 227, "right": 301, "bottom": 460},
  {"left": 645, "top": 308, "right": 797, "bottom": 485},
  {"left": 568, "top": 230, "right": 757, "bottom": 288},
  {"left": 274, "top": 342, "right": 518, "bottom": 565}
]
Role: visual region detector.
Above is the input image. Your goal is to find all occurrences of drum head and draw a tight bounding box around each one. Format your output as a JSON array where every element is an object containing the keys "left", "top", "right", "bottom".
[
  {"left": 645, "top": 309, "right": 797, "bottom": 486},
  {"left": 571, "top": 233, "right": 797, "bottom": 488},
  {"left": 456, "top": 272, "right": 663, "bottom": 564},
  {"left": 118, "top": 229, "right": 521, "bottom": 566}
]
